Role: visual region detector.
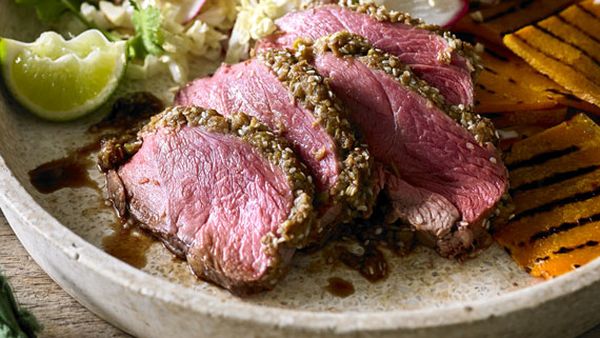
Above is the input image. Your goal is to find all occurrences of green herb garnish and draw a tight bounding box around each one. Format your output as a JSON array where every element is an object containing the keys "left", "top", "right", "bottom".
[
  {"left": 14, "top": 0, "right": 165, "bottom": 60},
  {"left": 0, "top": 273, "right": 41, "bottom": 338},
  {"left": 128, "top": 0, "right": 164, "bottom": 59}
]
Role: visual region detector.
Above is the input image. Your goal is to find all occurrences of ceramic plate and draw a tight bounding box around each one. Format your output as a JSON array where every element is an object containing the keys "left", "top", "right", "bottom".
[{"left": 1, "top": 2, "right": 599, "bottom": 337}]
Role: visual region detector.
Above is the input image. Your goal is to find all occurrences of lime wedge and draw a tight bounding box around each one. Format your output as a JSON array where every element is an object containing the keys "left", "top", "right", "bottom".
[{"left": 0, "top": 30, "right": 127, "bottom": 121}]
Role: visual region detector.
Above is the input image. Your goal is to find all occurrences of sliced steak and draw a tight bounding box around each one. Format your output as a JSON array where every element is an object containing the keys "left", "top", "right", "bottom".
[
  {"left": 257, "top": 2, "right": 479, "bottom": 107},
  {"left": 175, "top": 50, "right": 375, "bottom": 246},
  {"left": 99, "top": 107, "right": 315, "bottom": 295},
  {"left": 298, "top": 33, "right": 507, "bottom": 258}
]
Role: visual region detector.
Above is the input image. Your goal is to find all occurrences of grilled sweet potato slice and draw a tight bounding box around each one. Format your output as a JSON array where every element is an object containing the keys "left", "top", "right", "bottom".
[
  {"left": 503, "top": 0, "right": 600, "bottom": 108},
  {"left": 495, "top": 114, "right": 600, "bottom": 278},
  {"left": 456, "top": 0, "right": 574, "bottom": 46},
  {"left": 476, "top": 47, "right": 563, "bottom": 113},
  {"left": 476, "top": 44, "right": 600, "bottom": 116}
]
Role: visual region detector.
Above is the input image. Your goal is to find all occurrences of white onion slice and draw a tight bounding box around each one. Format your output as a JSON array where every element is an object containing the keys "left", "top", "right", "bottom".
[
  {"left": 378, "top": 0, "right": 469, "bottom": 27},
  {"left": 176, "top": 0, "right": 207, "bottom": 24}
]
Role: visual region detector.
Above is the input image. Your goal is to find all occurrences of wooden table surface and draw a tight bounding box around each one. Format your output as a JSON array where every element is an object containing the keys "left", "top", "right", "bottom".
[
  {"left": 1, "top": 210, "right": 598, "bottom": 338},
  {"left": 0, "top": 211, "right": 128, "bottom": 338}
]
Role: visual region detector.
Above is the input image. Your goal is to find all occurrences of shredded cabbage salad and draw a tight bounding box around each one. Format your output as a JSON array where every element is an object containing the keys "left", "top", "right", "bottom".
[
  {"left": 55, "top": 0, "right": 314, "bottom": 84},
  {"left": 54, "top": 0, "right": 386, "bottom": 84},
  {"left": 67, "top": 0, "right": 236, "bottom": 84}
]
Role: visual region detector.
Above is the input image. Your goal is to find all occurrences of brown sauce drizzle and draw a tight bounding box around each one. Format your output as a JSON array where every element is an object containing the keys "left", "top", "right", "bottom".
[
  {"left": 324, "top": 277, "right": 355, "bottom": 298},
  {"left": 29, "top": 92, "right": 163, "bottom": 195},
  {"left": 321, "top": 204, "right": 415, "bottom": 284},
  {"left": 336, "top": 244, "right": 388, "bottom": 282},
  {"left": 102, "top": 220, "right": 155, "bottom": 269},
  {"left": 87, "top": 92, "right": 164, "bottom": 134},
  {"left": 28, "top": 141, "right": 101, "bottom": 194},
  {"left": 28, "top": 92, "right": 164, "bottom": 268}
]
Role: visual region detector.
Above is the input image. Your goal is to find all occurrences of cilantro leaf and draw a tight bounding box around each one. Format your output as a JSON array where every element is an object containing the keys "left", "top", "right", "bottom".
[
  {"left": 14, "top": 0, "right": 164, "bottom": 60},
  {"left": 129, "top": 0, "right": 164, "bottom": 59}
]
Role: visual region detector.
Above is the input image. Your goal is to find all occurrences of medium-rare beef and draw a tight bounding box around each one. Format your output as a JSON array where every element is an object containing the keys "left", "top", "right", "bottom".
[
  {"left": 295, "top": 32, "right": 507, "bottom": 258},
  {"left": 99, "top": 107, "right": 315, "bottom": 294},
  {"left": 175, "top": 50, "right": 375, "bottom": 246},
  {"left": 257, "top": 2, "right": 479, "bottom": 107}
]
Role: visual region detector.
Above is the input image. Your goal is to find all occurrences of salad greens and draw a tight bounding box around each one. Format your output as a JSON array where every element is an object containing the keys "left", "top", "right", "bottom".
[
  {"left": 14, "top": 0, "right": 165, "bottom": 60},
  {"left": 0, "top": 273, "right": 41, "bottom": 338}
]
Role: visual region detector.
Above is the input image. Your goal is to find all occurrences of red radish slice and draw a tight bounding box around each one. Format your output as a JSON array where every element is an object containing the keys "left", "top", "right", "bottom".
[
  {"left": 378, "top": 0, "right": 469, "bottom": 27},
  {"left": 176, "top": 0, "right": 207, "bottom": 24}
]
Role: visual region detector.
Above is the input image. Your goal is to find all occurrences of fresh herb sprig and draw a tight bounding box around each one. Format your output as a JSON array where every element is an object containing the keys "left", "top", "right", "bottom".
[
  {"left": 128, "top": 0, "right": 164, "bottom": 59},
  {"left": 0, "top": 273, "right": 41, "bottom": 338},
  {"left": 14, "top": 0, "right": 165, "bottom": 60}
]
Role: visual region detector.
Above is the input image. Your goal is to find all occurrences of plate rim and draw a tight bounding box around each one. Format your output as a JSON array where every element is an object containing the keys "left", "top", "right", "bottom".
[{"left": 1, "top": 151, "right": 599, "bottom": 333}]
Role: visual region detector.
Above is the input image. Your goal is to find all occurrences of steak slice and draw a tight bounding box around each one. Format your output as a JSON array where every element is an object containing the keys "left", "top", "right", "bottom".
[
  {"left": 299, "top": 33, "right": 507, "bottom": 258},
  {"left": 175, "top": 50, "right": 375, "bottom": 246},
  {"left": 99, "top": 107, "right": 315, "bottom": 295},
  {"left": 257, "top": 2, "right": 479, "bottom": 107}
]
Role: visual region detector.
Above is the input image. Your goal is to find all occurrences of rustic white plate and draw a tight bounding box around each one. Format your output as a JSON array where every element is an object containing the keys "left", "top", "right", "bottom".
[{"left": 1, "top": 2, "right": 599, "bottom": 337}]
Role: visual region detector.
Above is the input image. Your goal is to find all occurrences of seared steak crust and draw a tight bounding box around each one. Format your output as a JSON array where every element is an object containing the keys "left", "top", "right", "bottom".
[
  {"left": 258, "top": 49, "right": 376, "bottom": 226},
  {"left": 258, "top": 2, "right": 480, "bottom": 107},
  {"left": 312, "top": 32, "right": 497, "bottom": 146},
  {"left": 336, "top": 0, "right": 479, "bottom": 67},
  {"left": 176, "top": 50, "right": 376, "bottom": 246},
  {"left": 295, "top": 33, "right": 508, "bottom": 258},
  {"left": 100, "top": 107, "right": 315, "bottom": 294}
]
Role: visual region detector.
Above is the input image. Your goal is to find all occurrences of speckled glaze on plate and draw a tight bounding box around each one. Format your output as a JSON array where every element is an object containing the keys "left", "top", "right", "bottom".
[{"left": 0, "top": 2, "right": 599, "bottom": 337}]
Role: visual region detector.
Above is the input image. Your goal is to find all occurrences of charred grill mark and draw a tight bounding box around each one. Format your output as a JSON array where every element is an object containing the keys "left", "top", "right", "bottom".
[
  {"left": 498, "top": 1, "right": 574, "bottom": 35},
  {"left": 532, "top": 24, "right": 600, "bottom": 67},
  {"left": 478, "top": 84, "right": 496, "bottom": 94},
  {"left": 507, "top": 145, "right": 579, "bottom": 171},
  {"left": 483, "top": 66, "right": 499, "bottom": 75},
  {"left": 545, "top": 88, "right": 568, "bottom": 95},
  {"left": 552, "top": 240, "right": 599, "bottom": 254},
  {"left": 483, "top": 112, "right": 502, "bottom": 119},
  {"left": 508, "top": 78, "right": 517, "bottom": 84},
  {"left": 511, "top": 186, "right": 600, "bottom": 222},
  {"left": 511, "top": 34, "right": 600, "bottom": 85},
  {"left": 576, "top": 3, "right": 600, "bottom": 20},
  {"left": 510, "top": 165, "right": 600, "bottom": 195},
  {"left": 545, "top": 88, "right": 579, "bottom": 101},
  {"left": 535, "top": 256, "right": 550, "bottom": 263},
  {"left": 529, "top": 213, "right": 600, "bottom": 243},
  {"left": 485, "top": 0, "right": 535, "bottom": 23},
  {"left": 555, "top": 14, "right": 600, "bottom": 46},
  {"left": 485, "top": 49, "right": 510, "bottom": 62}
]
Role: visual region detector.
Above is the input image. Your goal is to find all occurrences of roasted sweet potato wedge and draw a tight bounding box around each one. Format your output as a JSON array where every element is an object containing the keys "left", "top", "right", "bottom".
[
  {"left": 476, "top": 43, "right": 600, "bottom": 116},
  {"left": 455, "top": 0, "right": 574, "bottom": 46},
  {"left": 476, "top": 47, "right": 563, "bottom": 113},
  {"left": 503, "top": 0, "right": 600, "bottom": 108},
  {"left": 495, "top": 114, "right": 600, "bottom": 278}
]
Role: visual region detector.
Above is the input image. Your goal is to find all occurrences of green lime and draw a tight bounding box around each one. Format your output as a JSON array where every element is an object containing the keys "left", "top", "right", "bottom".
[{"left": 0, "top": 30, "right": 127, "bottom": 121}]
